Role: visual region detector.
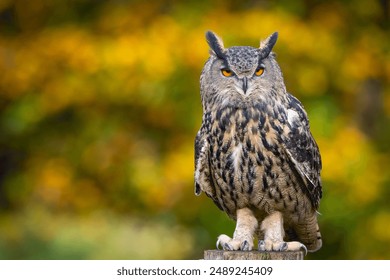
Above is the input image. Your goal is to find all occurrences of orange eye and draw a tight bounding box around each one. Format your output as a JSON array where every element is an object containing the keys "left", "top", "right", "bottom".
[
  {"left": 255, "top": 67, "right": 265, "bottom": 76},
  {"left": 221, "top": 69, "right": 233, "bottom": 77}
]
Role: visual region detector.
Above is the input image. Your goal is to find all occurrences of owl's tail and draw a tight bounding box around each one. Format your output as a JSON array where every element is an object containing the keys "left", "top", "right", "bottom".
[{"left": 292, "top": 213, "right": 322, "bottom": 252}]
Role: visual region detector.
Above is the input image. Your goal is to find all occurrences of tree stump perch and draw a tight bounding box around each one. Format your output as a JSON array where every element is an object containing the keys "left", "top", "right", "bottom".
[{"left": 204, "top": 250, "right": 304, "bottom": 260}]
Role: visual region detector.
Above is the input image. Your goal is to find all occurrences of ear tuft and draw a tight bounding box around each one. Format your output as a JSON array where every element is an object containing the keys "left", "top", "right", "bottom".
[
  {"left": 259, "top": 32, "right": 278, "bottom": 58},
  {"left": 205, "top": 31, "right": 226, "bottom": 59}
]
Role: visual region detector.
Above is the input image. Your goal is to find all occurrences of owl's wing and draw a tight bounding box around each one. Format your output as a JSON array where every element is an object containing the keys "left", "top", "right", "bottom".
[
  {"left": 194, "top": 131, "right": 205, "bottom": 196},
  {"left": 283, "top": 94, "right": 322, "bottom": 209},
  {"left": 194, "top": 125, "right": 224, "bottom": 211}
]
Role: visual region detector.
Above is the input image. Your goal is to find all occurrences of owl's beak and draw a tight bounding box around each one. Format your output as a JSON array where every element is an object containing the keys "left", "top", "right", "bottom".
[{"left": 241, "top": 77, "right": 248, "bottom": 94}]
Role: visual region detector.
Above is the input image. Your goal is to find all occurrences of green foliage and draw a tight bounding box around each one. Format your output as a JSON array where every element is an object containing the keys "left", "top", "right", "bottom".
[{"left": 0, "top": 0, "right": 389, "bottom": 259}]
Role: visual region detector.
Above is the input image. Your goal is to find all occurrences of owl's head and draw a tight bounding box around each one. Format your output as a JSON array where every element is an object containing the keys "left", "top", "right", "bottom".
[{"left": 200, "top": 31, "right": 286, "bottom": 110}]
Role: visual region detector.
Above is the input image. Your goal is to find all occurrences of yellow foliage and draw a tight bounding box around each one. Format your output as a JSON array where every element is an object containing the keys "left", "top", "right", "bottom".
[
  {"left": 130, "top": 141, "right": 165, "bottom": 208},
  {"left": 370, "top": 211, "right": 390, "bottom": 242},
  {"left": 342, "top": 48, "right": 379, "bottom": 81},
  {"left": 35, "top": 158, "right": 73, "bottom": 205},
  {"left": 162, "top": 142, "right": 195, "bottom": 205},
  {"left": 385, "top": 88, "right": 390, "bottom": 117},
  {"left": 0, "top": 208, "right": 194, "bottom": 259},
  {"left": 319, "top": 125, "right": 383, "bottom": 206},
  {"left": 296, "top": 64, "right": 328, "bottom": 96}
]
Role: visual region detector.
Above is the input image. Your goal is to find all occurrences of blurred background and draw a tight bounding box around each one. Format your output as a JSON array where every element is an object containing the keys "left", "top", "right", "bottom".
[{"left": 0, "top": 0, "right": 389, "bottom": 260}]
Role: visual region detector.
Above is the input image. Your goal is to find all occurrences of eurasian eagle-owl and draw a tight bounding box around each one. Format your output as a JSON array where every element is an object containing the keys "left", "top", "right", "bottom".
[{"left": 194, "top": 31, "right": 322, "bottom": 253}]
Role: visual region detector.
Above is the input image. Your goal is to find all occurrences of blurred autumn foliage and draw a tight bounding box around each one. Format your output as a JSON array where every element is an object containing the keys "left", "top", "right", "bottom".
[{"left": 0, "top": 0, "right": 389, "bottom": 260}]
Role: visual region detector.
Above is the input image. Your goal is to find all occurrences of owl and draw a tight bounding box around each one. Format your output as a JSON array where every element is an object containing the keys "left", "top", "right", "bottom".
[{"left": 194, "top": 31, "right": 322, "bottom": 253}]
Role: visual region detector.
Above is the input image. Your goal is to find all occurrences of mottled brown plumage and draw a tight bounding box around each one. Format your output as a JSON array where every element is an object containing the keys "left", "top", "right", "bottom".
[{"left": 195, "top": 31, "right": 322, "bottom": 253}]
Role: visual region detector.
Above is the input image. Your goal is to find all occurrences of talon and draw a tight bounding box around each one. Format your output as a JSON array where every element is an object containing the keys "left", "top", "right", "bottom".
[
  {"left": 216, "top": 240, "right": 221, "bottom": 250},
  {"left": 216, "top": 234, "right": 231, "bottom": 250},
  {"left": 280, "top": 242, "right": 288, "bottom": 251},
  {"left": 241, "top": 240, "right": 250, "bottom": 251},
  {"left": 301, "top": 244, "right": 308, "bottom": 256},
  {"left": 258, "top": 240, "right": 265, "bottom": 251}
]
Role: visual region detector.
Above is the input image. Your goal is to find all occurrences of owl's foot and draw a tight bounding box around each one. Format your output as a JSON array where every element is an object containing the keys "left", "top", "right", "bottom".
[
  {"left": 259, "top": 211, "right": 307, "bottom": 254},
  {"left": 216, "top": 234, "right": 253, "bottom": 251},
  {"left": 216, "top": 208, "right": 258, "bottom": 251},
  {"left": 258, "top": 240, "right": 307, "bottom": 254}
]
